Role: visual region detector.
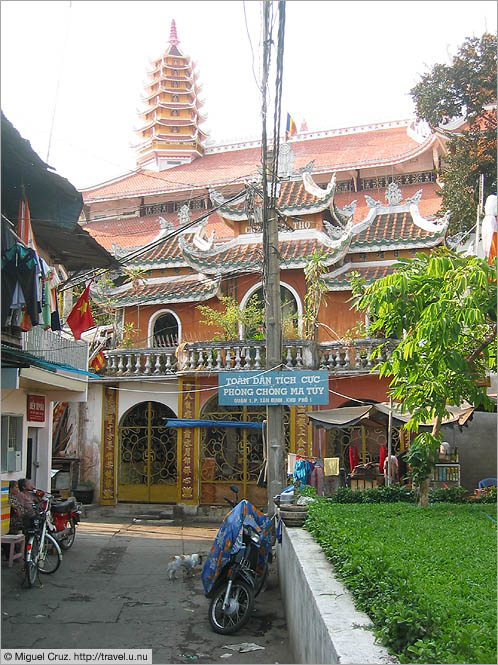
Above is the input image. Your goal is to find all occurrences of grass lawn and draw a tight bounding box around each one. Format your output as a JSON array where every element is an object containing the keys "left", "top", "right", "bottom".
[{"left": 305, "top": 501, "right": 497, "bottom": 664}]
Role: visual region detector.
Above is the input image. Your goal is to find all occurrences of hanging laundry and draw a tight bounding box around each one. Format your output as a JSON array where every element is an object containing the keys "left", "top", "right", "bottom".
[
  {"left": 309, "top": 460, "right": 325, "bottom": 496},
  {"left": 349, "top": 445, "right": 359, "bottom": 472},
  {"left": 379, "top": 446, "right": 387, "bottom": 475},
  {"left": 293, "top": 458, "right": 311, "bottom": 489},
  {"left": 324, "top": 457, "right": 340, "bottom": 476},
  {"left": 1, "top": 244, "right": 41, "bottom": 327},
  {"left": 287, "top": 452, "right": 298, "bottom": 475}
]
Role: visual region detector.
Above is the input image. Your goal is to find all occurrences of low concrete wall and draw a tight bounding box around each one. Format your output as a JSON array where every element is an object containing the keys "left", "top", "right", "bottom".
[{"left": 277, "top": 524, "right": 397, "bottom": 664}]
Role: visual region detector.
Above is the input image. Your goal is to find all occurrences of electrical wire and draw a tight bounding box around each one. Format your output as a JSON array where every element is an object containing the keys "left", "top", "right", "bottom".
[
  {"left": 243, "top": 0, "right": 262, "bottom": 93},
  {"left": 46, "top": 1, "right": 72, "bottom": 163},
  {"left": 57, "top": 188, "right": 249, "bottom": 291},
  {"left": 100, "top": 363, "right": 287, "bottom": 396}
]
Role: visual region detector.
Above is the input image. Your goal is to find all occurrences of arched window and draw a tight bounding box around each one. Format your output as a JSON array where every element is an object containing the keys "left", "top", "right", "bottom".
[
  {"left": 240, "top": 283, "right": 301, "bottom": 339},
  {"left": 149, "top": 311, "right": 180, "bottom": 347},
  {"left": 172, "top": 95, "right": 179, "bottom": 102},
  {"left": 171, "top": 109, "right": 179, "bottom": 116}
]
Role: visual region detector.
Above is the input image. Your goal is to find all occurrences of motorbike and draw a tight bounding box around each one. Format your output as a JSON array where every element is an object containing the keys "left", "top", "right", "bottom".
[
  {"left": 202, "top": 485, "right": 273, "bottom": 634},
  {"left": 48, "top": 495, "right": 82, "bottom": 550}
]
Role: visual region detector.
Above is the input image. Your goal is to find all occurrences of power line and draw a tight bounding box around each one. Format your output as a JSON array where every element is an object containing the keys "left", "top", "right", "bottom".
[
  {"left": 58, "top": 188, "right": 249, "bottom": 291},
  {"left": 46, "top": 1, "right": 72, "bottom": 163}
]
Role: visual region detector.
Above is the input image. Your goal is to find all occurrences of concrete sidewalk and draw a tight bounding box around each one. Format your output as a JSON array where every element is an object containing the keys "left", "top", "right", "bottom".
[{"left": 1, "top": 509, "right": 295, "bottom": 664}]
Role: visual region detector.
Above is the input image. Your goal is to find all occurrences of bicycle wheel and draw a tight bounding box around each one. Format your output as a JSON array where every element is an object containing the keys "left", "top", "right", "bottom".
[
  {"left": 37, "top": 533, "right": 62, "bottom": 574},
  {"left": 24, "top": 535, "right": 39, "bottom": 588},
  {"left": 59, "top": 517, "right": 76, "bottom": 550}
]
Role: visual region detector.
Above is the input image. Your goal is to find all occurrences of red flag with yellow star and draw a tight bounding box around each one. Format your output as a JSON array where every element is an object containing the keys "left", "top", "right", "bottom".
[{"left": 67, "top": 284, "right": 95, "bottom": 340}]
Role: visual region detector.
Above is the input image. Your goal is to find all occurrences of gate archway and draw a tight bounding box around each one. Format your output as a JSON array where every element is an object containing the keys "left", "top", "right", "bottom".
[
  {"left": 199, "top": 395, "right": 290, "bottom": 507},
  {"left": 118, "top": 401, "right": 177, "bottom": 502}
]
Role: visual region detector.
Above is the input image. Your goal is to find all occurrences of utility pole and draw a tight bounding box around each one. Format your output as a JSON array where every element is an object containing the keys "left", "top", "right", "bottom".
[{"left": 261, "top": 0, "right": 285, "bottom": 517}]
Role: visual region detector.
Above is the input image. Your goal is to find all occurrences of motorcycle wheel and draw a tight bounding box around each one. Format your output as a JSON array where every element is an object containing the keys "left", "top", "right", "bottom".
[
  {"left": 37, "top": 533, "right": 62, "bottom": 574},
  {"left": 209, "top": 580, "right": 254, "bottom": 635},
  {"left": 59, "top": 517, "right": 76, "bottom": 550},
  {"left": 24, "top": 535, "right": 39, "bottom": 588}
]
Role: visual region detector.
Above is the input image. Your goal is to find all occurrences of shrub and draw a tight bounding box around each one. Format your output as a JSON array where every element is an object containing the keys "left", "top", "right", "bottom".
[
  {"left": 428, "top": 485, "right": 467, "bottom": 503},
  {"left": 305, "top": 500, "right": 497, "bottom": 663},
  {"left": 474, "top": 485, "right": 497, "bottom": 503},
  {"left": 328, "top": 485, "right": 417, "bottom": 504},
  {"left": 325, "top": 485, "right": 495, "bottom": 505}
]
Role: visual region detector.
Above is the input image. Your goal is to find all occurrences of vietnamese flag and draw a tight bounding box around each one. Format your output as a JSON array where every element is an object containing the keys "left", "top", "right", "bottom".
[{"left": 67, "top": 284, "right": 95, "bottom": 340}]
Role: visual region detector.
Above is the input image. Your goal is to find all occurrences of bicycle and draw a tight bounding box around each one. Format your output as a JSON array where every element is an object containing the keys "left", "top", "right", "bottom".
[{"left": 23, "top": 492, "right": 63, "bottom": 587}]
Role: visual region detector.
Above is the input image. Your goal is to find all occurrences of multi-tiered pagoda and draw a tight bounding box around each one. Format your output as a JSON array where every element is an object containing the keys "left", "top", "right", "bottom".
[{"left": 134, "top": 20, "right": 208, "bottom": 171}]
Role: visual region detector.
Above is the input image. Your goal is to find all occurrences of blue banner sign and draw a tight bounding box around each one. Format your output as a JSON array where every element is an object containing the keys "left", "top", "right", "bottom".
[{"left": 218, "top": 370, "right": 329, "bottom": 406}]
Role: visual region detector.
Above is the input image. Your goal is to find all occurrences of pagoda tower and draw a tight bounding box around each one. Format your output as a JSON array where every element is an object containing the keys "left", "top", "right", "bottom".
[{"left": 134, "top": 20, "right": 208, "bottom": 171}]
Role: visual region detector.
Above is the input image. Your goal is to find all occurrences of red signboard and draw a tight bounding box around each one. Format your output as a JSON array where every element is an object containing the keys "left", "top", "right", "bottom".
[{"left": 27, "top": 394, "right": 45, "bottom": 422}]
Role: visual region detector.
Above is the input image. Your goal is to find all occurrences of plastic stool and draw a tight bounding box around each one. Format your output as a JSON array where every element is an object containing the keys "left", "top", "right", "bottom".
[{"left": 1, "top": 533, "right": 25, "bottom": 567}]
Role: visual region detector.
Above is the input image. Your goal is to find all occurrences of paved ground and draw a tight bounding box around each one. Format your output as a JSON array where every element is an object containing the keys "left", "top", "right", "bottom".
[{"left": 1, "top": 513, "right": 295, "bottom": 664}]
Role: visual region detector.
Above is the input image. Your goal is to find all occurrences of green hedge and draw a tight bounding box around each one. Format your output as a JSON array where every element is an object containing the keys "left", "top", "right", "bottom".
[
  {"left": 325, "top": 485, "right": 497, "bottom": 505},
  {"left": 305, "top": 500, "right": 497, "bottom": 664}
]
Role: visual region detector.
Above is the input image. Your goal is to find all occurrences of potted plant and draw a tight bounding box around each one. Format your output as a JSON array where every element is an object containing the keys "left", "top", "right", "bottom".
[
  {"left": 279, "top": 485, "right": 316, "bottom": 527},
  {"left": 74, "top": 480, "right": 95, "bottom": 505}
]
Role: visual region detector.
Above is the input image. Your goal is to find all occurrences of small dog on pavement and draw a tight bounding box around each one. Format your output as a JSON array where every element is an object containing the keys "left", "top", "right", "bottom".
[{"left": 167, "top": 553, "right": 203, "bottom": 580}]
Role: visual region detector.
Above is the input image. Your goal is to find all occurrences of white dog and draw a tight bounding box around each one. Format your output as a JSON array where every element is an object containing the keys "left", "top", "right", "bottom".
[{"left": 167, "top": 553, "right": 203, "bottom": 580}]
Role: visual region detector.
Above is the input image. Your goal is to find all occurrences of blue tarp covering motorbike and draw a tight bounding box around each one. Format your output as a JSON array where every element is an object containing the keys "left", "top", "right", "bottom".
[{"left": 202, "top": 499, "right": 272, "bottom": 596}]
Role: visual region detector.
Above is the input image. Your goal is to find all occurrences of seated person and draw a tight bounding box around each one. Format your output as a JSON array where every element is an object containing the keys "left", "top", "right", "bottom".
[
  {"left": 8, "top": 480, "right": 23, "bottom": 534},
  {"left": 17, "top": 478, "right": 43, "bottom": 514}
]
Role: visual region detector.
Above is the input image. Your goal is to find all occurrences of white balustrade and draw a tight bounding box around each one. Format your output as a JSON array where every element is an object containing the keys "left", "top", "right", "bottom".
[{"left": 98, "top": 339, "right": 394, "bottom": 378}]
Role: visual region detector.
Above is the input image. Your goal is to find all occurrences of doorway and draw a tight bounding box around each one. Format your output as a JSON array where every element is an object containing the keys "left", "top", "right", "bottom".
[
  {"left": 26, "top": 428, "right": 39, "bottom": 486},
  {"left": 118, "top": 401, "right": 178, "bottom": 502}
]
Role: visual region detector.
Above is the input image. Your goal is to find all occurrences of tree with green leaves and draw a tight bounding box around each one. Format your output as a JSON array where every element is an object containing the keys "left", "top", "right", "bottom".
[
  {"left": 352, "top": 248, "right": 497, "bottom": 506},
  {"left": 410, "top": 32, "right": 497, "bottom": 234},
  {"left": 197, "top": 295, "right": 264, "bottom": 341},
  {"left": 303, "top": 250, "right": 329, "bottom": 341}
]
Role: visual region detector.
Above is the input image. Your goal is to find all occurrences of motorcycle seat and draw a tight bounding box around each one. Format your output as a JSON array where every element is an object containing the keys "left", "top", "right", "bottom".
[{"left": 52, "top": 499, "right": 76, "bottom": 513}]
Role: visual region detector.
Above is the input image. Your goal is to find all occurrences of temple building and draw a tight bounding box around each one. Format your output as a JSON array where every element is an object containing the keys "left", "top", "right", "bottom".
[{"left": 68, "top": 21, "right": 492, "bottom": 509}]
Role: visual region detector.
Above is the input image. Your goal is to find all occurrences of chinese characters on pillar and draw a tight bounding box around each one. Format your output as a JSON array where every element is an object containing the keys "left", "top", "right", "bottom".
[
  {"left": 101, "top": 385, "right": 118, "bottom": 503},
  {"left": 180, "top": 381, "right": 196, "bottom": 502},
  {"left": 295, "top": 405, "right": 311, "bottom": 457}
]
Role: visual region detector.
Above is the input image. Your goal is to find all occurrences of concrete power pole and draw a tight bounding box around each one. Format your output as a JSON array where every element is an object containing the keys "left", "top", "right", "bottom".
[{"left": 262, "top": 0, "right": 285, "bottom": 517}]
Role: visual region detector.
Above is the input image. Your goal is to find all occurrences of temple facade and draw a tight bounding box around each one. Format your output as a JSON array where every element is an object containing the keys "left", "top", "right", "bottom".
[{"left": 75, "top": 22, "right": 455, "bottom": 509}]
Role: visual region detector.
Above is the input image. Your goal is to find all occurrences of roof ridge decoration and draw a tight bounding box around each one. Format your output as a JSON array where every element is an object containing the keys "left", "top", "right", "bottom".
[
  {"left": 353, "top": 183, "right": 450, "bottom": 236},
  {"left": 302, "top": 172, "right": 336, "bottom": 199},
  {"left": 178, "top": 233, "right": 241, "bottom": 260},
  {"left": 159, "top": 216, "right": 175, "bottom": 231},
  {"left": 277, "top": 142, "right": 295, "bottom": 178}
]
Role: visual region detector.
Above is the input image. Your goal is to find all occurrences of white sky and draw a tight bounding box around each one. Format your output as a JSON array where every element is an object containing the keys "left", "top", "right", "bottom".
[{"left": 1, "top": 1, "right": 496, "bottom": 190}]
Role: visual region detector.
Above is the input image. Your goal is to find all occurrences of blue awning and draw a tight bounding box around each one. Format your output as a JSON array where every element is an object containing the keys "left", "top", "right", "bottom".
[{"left": 165, "top": 418, "right": 263, "bottom": 429}]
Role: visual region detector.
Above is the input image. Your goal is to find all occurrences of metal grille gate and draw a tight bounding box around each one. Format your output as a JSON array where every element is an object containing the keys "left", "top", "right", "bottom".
[{"left": 118, "top": 401, "right": 177, "bottom": 502}]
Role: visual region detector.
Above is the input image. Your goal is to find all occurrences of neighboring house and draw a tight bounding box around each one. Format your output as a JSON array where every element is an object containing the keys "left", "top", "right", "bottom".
[
  {"left": 76, "top": 23, "right": 494, "bottom": 508},
  {"left": 1, "top": 112, "right": 118, "bottom": 494}
]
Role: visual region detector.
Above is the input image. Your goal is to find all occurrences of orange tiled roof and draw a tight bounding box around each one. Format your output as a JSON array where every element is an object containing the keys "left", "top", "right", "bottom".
[
  {"left": 111, "top": 275, "right": 221, "bottom": 305},
  {"left": 326, "top": 262, "right": 396, "bottom": 290},
  {"left": 82, "top": 211, "right": 232, "bottom": 251},
  {"left": 350, "top": 212, "right": 444, "bottom": 250},
  {"left": 178, "top": 234, "right": 350, "bottom": 274},
  {"left": 81, "top": 122, "right": 434, "bottom": 201},
  {"left": 81, "top": 216, "right": 163, "bottom": 251}
]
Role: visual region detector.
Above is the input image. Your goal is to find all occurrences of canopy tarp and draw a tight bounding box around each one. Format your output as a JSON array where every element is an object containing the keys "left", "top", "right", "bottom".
[
  {"left": 307, "top": 405, "right": 374, "bottom": 429},
  {"left": 308, "top": 402, "right": 474, "bottom": 431},
  {"left": 165, "top": 418, "right": 263, "bottom": 429},
  {"left": 373, "top": 402, "right": 474, "bottom": 429}
]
